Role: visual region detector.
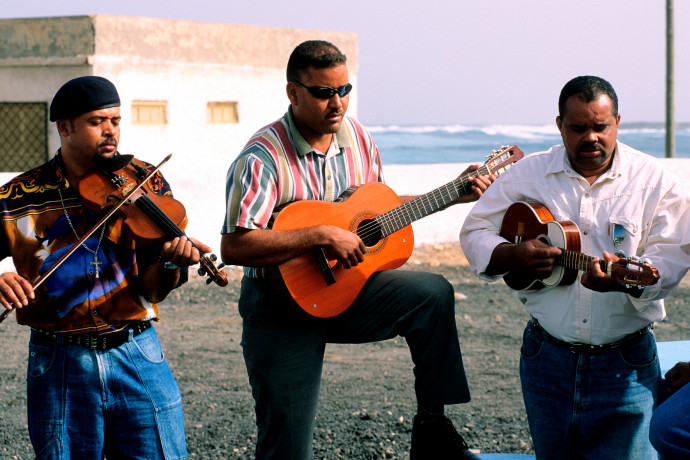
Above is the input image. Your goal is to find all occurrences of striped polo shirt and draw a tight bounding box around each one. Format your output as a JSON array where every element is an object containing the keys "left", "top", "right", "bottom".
[{"left": 222, "top": 107, "right": 385, "bottom": 278}]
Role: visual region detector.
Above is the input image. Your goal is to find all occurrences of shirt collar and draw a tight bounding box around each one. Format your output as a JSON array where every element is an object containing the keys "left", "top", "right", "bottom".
[
  {"left": 285, "top": 106, "right": 352, "bottom": 157},
  {"left": 40, "top": 149, "right": 66, "bottom": 185}
]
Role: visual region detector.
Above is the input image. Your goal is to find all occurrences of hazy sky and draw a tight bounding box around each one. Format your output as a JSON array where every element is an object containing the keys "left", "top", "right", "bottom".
[{"left": 4, "top": 1, "right": 689, "bottom": 125}]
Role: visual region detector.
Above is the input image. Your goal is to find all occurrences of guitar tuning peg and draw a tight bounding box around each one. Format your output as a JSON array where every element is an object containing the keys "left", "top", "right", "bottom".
[
  {"left": 198, "top": 267, "right": 206, "bottom": 276},
  {"left": 209, "top": 253, "right": 218, "bottom": 262},
  {"left": 217, "top": 263, "right": 225, "bottom": 269},
  {"left": 206, "top": 278, "right": 213, "bottom": 284}
]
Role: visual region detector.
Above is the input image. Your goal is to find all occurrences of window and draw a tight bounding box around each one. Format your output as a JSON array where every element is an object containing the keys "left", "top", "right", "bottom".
[
  {"left": 0, "top": 102, "right": 48, "bottom": 172},
  {"left": 207, "top": 101, "right": 239, "bottom": 124},
  {"left": 132, "top": 100, "right": 167, "bottom": 125}
]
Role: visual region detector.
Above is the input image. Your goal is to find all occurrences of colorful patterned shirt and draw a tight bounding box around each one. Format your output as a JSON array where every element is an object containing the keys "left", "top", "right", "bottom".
[
  {"left": 222, "top": 107, "right": 385, "bottom": 278},
  {"left": 0, "top": 151, "right": 187, "bottom": 334}
]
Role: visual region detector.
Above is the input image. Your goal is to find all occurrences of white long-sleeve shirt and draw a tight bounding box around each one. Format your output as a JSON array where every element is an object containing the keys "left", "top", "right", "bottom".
[{"left": 460, "top": 142, "right": 690, "bottom": 345}]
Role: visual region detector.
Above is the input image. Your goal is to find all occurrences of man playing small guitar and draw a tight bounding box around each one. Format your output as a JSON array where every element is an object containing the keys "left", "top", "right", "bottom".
[
  {"left": 460, "top": 76, "right": 690, "bottom": 460},
  {"left": 220, "top": 40, "right": 494, "bottom": 459}
]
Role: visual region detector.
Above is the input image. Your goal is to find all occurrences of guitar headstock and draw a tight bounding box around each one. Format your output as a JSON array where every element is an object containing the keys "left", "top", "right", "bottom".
[
  {"left": 484, "top": 145, "right": 524, "bottom": 177},
  {"left": 611, "top": 259, "right": 660, "bottom": 287}
]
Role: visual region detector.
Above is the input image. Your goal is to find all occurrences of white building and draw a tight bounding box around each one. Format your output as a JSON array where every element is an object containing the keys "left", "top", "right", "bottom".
[
  {"left": 0, "top": 16, "right": 358, "bottom": 272},
  {"left": 0, "top": 15, "right": 359, "bottom": 173}
]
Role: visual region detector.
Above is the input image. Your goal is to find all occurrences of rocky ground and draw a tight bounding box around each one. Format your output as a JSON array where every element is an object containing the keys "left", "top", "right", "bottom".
[{"left": 1, "top": 243, "right": 689, "bottom": 459}]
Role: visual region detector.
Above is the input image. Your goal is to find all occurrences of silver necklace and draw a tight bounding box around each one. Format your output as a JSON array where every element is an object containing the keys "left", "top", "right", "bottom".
[{"left": 57, "top": 183, "right": 107, "bottom": 278}]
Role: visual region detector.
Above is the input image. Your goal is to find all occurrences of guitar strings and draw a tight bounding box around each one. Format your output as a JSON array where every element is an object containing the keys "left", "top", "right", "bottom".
[
  {"left": 354, "top": 168, "right": 487, "bottom": 242},
  {"left": 355, "top": 168, "right": 482, "bottom": 240},
  {"left": 352, "top": 148, "right": 515, "bottom": 242}
]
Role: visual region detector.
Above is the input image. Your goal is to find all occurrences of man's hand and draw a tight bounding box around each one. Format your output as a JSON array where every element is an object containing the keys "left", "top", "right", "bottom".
[
  {"left": 161, "top": 236, "right": 213, "bottom": 268},
  {"left": 580, "top": 251, "right": 620, "bottom": 292},
  {"left": 319, "top": 225, "right": 366, "bottom": 269},
  {"left": 512, "top": 239, "right": 562, "bottom": 280},
  {"left": 665, "top": 361, "right": 690, "bottom": 394},
  {"left": 486, "top": 239, "right": 561, "bottom": 278},
  {"left": 453, "top": 164, "right": 495, "bottom": 204},
  {"left": 0, "top": 272, "right": 34, "bottom": 310}
]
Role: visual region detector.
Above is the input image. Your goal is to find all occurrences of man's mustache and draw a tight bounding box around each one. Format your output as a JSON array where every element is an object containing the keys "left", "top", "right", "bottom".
[
  {"left": 99, "top": 137, "right": 117, "bottom": 147},
  {"left": 578, "top": 142, "right": 605, "bottom": 153}
]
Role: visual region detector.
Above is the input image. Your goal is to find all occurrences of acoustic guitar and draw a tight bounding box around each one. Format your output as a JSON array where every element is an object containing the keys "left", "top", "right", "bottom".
[
  {"left": 499, "top": 201, "right": 659, "bottom": 290},
  {"left": 272, "top": 145, "right": 524, "bottom": 318}
]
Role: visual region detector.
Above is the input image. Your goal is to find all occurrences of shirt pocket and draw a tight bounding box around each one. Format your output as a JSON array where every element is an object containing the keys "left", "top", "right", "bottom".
[{"left": 607, "top": 216, "right": 642, "bottom": 258}]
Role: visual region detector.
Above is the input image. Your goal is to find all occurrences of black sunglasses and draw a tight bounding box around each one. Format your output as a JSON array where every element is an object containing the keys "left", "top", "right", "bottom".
[{"left": 292, "top": 80, "right": 353, "bottom": 99}]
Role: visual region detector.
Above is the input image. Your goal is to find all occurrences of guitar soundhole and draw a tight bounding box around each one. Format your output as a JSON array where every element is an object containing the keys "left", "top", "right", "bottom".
[{"left": 356, "top": 219, "right": 382, "bottom": 247}]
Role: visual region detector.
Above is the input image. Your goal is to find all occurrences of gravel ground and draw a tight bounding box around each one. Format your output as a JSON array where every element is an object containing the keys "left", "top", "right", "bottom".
[{"left": 1, "top": 243, "right": 688, "bottom": 459}]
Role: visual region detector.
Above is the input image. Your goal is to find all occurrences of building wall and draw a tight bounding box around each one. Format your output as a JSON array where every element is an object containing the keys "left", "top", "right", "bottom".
[
  {"left": 0, "top": 15, "right": 359, "bottom": 163},
  {"left": 0, "top": 15, "right": 359, "bottom": 272}
]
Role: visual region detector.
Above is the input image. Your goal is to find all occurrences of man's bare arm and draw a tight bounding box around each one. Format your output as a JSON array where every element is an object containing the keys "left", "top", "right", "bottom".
[{"left": 220, "top": 225, "right": 366, "bottom": 270}]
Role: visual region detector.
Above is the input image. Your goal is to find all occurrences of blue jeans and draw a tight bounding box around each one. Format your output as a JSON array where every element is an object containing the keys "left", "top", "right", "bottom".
[
  {"left": 520, "top": 320, "right": 659, "bottom": 460},
  {"left": 239, "top": 270, "right": 470, "bottom": 460},
  {"left": 650, "top": 381, "right": 690, "bottom": 459},
  {"left": 27, "top": 325, "right": 187, "bottom": 460}
]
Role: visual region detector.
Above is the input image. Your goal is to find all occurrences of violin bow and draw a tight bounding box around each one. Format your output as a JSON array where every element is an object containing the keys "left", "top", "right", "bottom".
[{"left": 0, "top": 154, "right": 173, "bottom": 324}]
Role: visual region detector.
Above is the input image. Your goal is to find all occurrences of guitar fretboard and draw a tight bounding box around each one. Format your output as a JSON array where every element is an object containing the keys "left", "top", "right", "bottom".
[
  {"left": 557, "top": 249, "right": 609, "bottom": 274},
  {"left": 374, "top": 148, "right": 521, "bottom": 237},
  {"left": 354, "top": 145, "right": 522, "bottom": 243},
  {"left": 374, "top": 166, "right": 488, "bottom": 237}
]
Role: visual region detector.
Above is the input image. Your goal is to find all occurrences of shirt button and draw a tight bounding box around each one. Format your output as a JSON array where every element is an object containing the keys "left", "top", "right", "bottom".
[
  {"left": 583, "top": 231, "right": 588, "bottom": 235},
  {"left": 93, "top": 311, "right": 98, "bottom": 316},
  {"left": 583, "top": 319, "right": 587, "bottom": 323}
]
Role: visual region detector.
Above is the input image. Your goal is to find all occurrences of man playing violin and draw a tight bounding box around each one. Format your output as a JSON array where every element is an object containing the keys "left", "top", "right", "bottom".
[
  {"left": 220, "top": 40, "right": 492, "bottom": 459},
  {"left": 0, "top": 76, "right": 212, "bottom": 459},
  {"left": 460, "top": 75, "right": 690, "bottom": 459}
]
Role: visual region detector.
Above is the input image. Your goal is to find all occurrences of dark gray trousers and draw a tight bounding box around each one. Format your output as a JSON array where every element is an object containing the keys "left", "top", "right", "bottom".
[{"left": 239, "top": 269, "right": 471, "bottom": 460}]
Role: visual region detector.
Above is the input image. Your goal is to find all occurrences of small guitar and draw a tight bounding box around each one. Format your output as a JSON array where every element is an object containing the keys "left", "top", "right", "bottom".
[
  {"left": 273, "top": 145, "right": 524, "bottom": 318},
  {"left": 499, "top": 201, "right": 660, "bottom": 290}
]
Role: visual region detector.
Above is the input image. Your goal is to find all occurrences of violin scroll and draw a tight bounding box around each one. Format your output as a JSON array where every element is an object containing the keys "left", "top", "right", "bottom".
[{"left": 198, "top": 253, "right": 228, "bottom": 286}]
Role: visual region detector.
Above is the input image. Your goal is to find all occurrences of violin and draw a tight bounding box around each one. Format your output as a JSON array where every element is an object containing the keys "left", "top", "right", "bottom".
[
  {"left": 78, "top": 153, "right": 228, "bottom": 287},
  {"left": 0, "top": 153, "right": 226, "bottom": 325}
]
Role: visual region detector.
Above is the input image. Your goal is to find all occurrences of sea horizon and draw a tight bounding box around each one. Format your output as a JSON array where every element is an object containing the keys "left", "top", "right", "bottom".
[{"left": 368, "top": 122, "right": 690, "bottom": 165}]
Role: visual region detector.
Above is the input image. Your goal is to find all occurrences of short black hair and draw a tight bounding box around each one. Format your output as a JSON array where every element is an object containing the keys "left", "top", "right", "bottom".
[
  {"left": 286, "top": 40, "right": 347, "bottom": 82},
  {"left": 558, "top": 76, "right": 618, "bottom": 118}
]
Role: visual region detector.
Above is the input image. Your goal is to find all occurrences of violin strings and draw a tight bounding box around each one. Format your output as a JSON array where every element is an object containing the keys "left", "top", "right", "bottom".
[
  {"left": 134, "top": 194, "right": 208, "bottom": 255},
  {"left": 135, "top": 195, "right": 185, "bottom": 238}
]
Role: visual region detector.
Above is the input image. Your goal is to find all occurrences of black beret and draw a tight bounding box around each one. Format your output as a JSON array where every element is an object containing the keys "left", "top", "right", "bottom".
[{"left": 49, "top": 76, "right": 120, "bottom": 122}]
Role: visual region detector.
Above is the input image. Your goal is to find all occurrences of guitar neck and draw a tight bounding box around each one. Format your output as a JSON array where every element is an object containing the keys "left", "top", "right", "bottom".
[
  {"left": 558, "top": 249, "right": 608, "bottom": 274},
  {"left": 375, "top": 165, "right": 491, "bottom": 237}
]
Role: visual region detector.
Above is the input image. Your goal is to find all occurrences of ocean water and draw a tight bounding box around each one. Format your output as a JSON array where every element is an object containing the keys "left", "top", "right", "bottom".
[{"left": 369, "top": 123, "right": 690, "bottom": 165}]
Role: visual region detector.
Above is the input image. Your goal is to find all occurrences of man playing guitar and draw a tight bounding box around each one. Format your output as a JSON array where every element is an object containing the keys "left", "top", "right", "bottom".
[
  {"left": 460, "top": 76, "right": 690, "bottom": 460},
  {"left": 220, "top": 40, "right": 492, "bottom": 459}
]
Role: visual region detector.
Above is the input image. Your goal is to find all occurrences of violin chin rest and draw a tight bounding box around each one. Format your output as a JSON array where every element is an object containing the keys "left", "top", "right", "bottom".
[{"left": 95, "top": 153, "right": 134, "bottom": 172}]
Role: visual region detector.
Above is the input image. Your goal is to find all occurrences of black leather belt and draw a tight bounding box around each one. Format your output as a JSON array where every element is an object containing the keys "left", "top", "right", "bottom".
[
  {"left": 529, "top": 317, "right": 652, "bottom": 354},
  {"left": 31, "top": 320, "right": 152, "bottom": 351}
]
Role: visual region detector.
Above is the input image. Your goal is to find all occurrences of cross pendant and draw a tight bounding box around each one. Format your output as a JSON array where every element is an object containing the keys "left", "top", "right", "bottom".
[{"left": 90, "top": 255, "right": 103, "bottom": 279}]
